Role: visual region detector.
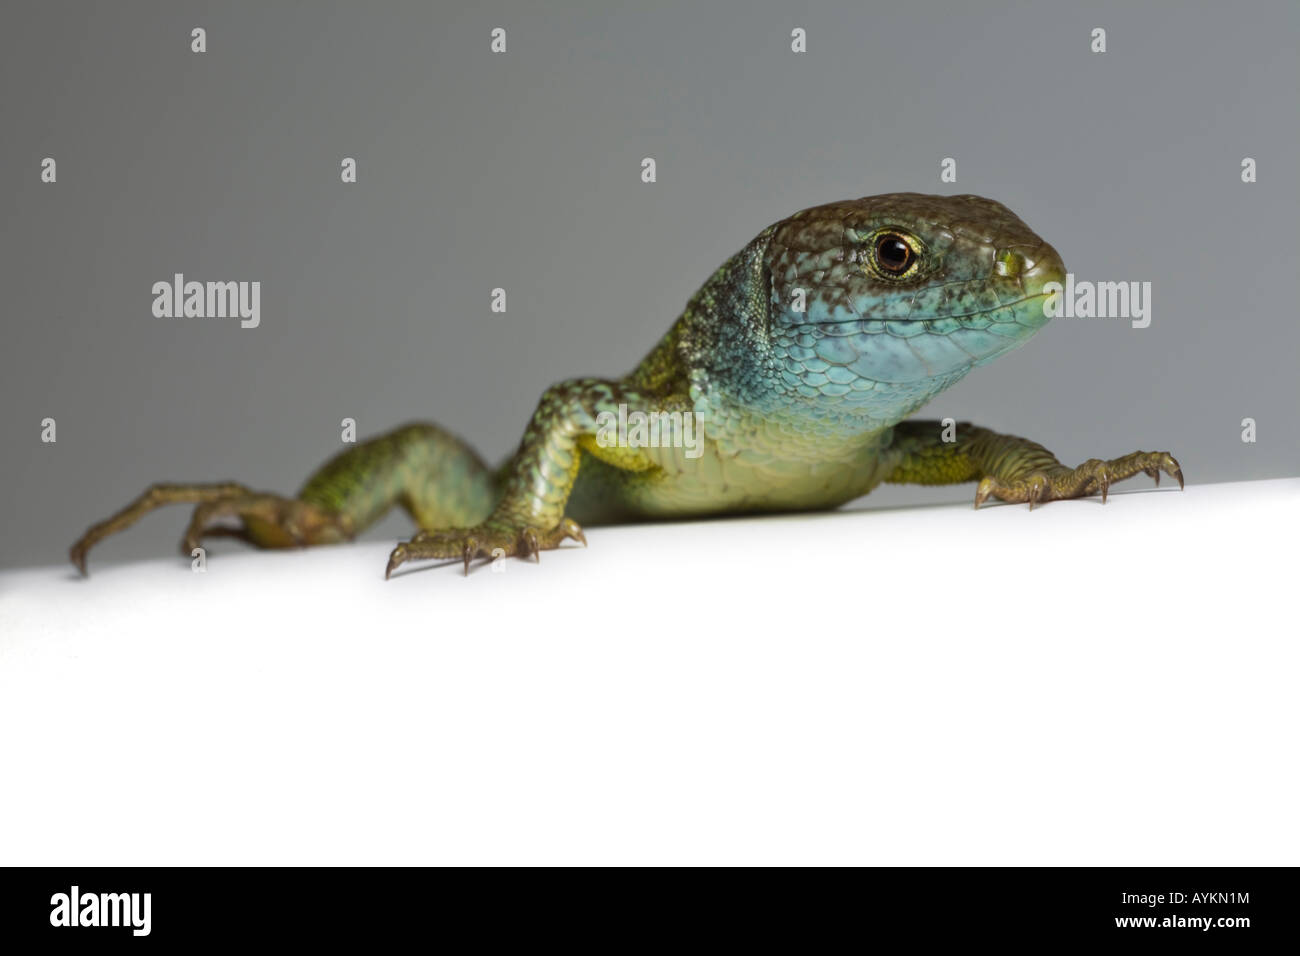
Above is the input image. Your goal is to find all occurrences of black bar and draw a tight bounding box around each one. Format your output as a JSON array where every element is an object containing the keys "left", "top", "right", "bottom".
[{"left": 0, "top": 866, "right": 1289, "bottom": 945}]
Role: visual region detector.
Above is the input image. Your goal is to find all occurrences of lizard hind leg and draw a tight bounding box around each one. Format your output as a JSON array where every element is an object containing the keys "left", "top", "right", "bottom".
[
  {"left": 71, "top": 422, "right": 499, "bottom": 577},
  {"left": 69, "top": 482, "right": 351, "bottom": 576}
]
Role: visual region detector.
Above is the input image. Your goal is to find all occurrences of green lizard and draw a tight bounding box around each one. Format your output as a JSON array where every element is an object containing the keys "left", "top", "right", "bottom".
[{"left": 70, "top": 193, "right": 1182, "bottom": 577}]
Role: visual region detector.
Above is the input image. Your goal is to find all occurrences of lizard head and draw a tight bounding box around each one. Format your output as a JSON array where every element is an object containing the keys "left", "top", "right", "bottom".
[{"left": 760, "top": 193, "right": 1066, "bottom": 424}]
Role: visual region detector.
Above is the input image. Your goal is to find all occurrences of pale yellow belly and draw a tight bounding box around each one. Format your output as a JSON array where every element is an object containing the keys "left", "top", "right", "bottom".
[{"left": 569, "top": 423, "right": 897, "bottom": 524}]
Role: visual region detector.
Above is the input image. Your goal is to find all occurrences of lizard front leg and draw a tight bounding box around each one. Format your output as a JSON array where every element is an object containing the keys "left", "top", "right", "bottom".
[
  {"left": 886, "top": 420, "right": 1183, "bottom": 509},
  {"left": 385, "top": 378, "right": 657, "bottom": 577}
]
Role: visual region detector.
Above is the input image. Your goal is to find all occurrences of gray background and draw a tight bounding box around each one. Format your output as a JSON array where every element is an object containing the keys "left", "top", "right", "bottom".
[{"left": 2, "top": 0, "right": 1296, "bottom": 570}]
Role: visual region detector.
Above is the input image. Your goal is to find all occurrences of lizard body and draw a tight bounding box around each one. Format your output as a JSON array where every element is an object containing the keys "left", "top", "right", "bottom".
[{"left": 70, "top": 194, "right": 1182, "bottom": 576}]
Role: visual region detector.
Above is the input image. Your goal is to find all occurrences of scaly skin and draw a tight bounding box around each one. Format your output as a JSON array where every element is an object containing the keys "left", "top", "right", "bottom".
[{"left": 70, "top": 194, "right": 1182, "bottom": 577}]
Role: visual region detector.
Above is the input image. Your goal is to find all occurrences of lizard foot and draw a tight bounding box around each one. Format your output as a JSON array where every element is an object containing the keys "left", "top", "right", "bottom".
[
  {"left": 974, "top": 451, "right": 1183, "bottom": 510},
  {"left": 385, "top": 516, "right": 587, "bottom": 578}
]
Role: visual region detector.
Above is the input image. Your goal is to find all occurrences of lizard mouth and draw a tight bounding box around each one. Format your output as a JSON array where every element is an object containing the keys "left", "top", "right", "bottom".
[
  {"left": 790, "top": 289, "right": 1055, "bottom": 331},
  {"left": 780, "top": 290, "right": 1056, "bottom": 386}
]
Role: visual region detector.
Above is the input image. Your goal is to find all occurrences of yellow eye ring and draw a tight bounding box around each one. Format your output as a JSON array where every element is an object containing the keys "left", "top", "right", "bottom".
[{"left": 867, "top": 231, "right": 920, "bottom": 279}]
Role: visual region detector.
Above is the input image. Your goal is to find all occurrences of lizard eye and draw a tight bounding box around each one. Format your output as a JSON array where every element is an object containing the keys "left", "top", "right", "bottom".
[{"left": 873, "top": 233, "right": 916, "bottom": 275}]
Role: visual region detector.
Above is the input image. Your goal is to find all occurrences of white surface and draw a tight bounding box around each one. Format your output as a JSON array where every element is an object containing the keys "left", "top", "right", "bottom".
[{"left": 1, "top": 478, "right": 1296, "bottom": 866}]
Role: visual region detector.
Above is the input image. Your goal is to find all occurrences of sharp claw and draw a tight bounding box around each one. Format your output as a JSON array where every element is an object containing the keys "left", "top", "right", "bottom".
[
  {"left": 70, "top": 547, "right": 87, "bottom": 577},
  {"left": 462, "top": 538, "right": 478, "bottom": 576},
  {"left": 1099, "top": 470, "right": 1110, "bottom": 504},
  {"left": 385, "top": 545, "right": 406, "bottom": 580},
  {"left": 1027, "top": 481, "right": 1043, "bottom": 511},
  {"left": 561, "top": 518, "right": 587, "bottom": 546},
  {"left": 974, "top": 477, "right": 995, "bottom": 509},
  {"left": 1157, "top": 454, "right": 1185, "bottom": 490},
  {"left": 523, "top": 529, "right": 540, "bottom": 562}
]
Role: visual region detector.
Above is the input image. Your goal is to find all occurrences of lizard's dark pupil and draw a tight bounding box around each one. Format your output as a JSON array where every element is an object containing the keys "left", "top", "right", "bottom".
[{"left": 876, "top": 236, "right": 913, "bottom": 273}]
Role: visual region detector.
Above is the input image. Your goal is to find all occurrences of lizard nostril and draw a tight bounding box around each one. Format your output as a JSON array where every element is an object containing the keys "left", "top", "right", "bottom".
[{"left": 995, "top": 243, "right": 1066, "bottom": 286}]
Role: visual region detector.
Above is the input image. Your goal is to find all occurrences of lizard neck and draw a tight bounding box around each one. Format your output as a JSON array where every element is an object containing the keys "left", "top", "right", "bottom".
[
  {"left": 626, "top": 227, "right": 773, "bottom": 398},
  {"left": 629, "top": 228, "right": 934, "bottom": 442}
]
